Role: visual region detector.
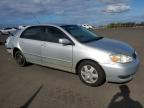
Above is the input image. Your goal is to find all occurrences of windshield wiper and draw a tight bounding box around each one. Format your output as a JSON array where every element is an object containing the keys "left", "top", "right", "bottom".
[
  {"left": 95, "top": 37, "right": 103, "bottom": 41},
  {"left": 82, "top": 37, "right": 103, "bottom": 43}
]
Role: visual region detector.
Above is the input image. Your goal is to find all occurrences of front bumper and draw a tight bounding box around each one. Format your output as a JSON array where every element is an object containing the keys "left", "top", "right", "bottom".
[{"left": 100, "top": 57, "right": 140, "bottom": 83}]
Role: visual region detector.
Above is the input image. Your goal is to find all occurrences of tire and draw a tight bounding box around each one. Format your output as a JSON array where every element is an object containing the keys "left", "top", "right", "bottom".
[
  {"left": 15, "top": 51, "right": 27, "bottom": 67},
  {"left": 78, "top": 60, "right": 106, "bottom": 87}
]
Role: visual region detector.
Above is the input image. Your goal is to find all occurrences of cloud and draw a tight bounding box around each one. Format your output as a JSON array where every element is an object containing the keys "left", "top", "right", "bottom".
[
  {"left": 97, "top": 0, "right": 130, "bottom": 4},
  {"left": 103, "top": 3, "right": 130, "bottom": 13},
  {"left": 97, "top": 0, "right": 131, "bottom": 13},
  {"left": 0, "top": 0, "right": 131, "bottom": 15},
  {"left": 0, "top": 0, "right": 100, "bottom": 16},
  {"left": 0, "top": 0, "right": 133, "bottom": 25}
]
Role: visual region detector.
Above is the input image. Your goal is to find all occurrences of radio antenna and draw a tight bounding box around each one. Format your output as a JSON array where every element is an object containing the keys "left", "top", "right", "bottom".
[{"left": 32, "top": 14, "right": 41, "bottom": 24}]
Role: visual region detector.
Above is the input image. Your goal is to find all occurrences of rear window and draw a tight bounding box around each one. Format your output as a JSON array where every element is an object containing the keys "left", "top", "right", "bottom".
[{"left": 20, "top": 26, "right": 45, "bottom": 41}]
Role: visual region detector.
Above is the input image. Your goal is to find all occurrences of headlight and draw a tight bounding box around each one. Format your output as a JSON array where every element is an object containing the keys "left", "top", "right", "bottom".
[{"left": 110, "top": 54, "right": 133, "bottom": 63}]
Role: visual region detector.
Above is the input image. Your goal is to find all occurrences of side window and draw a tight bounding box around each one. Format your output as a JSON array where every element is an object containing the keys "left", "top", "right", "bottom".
[
  {"left": 20, "top": 26, "right": 44, "bottom": 41},
  {"left": 45, "top": 26, "right": 69, "bottom": 43}
]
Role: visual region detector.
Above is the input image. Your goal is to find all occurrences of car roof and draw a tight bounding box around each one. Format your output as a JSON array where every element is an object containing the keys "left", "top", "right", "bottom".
[
  {"left": 26, "top": 24, "right": 78, "bottom": 28},
  {"left": 19, "top": 24, "right": 80, "bottom": 32}
]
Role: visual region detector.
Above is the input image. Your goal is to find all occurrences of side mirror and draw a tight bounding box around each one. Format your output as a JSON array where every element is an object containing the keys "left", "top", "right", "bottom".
[{"left": 59, "top": 38, "right": 72, "bottom": 45}]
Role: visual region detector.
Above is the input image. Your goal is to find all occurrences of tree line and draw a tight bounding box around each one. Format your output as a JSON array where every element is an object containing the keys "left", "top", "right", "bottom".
[{"left": 106, "top": 22, "right": 144, "bottom": 28}]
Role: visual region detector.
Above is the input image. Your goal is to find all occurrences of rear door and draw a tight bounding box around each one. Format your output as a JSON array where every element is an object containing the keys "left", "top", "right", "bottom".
[{"left": 19, "top": 26, "right": 45, "bottom": 64}]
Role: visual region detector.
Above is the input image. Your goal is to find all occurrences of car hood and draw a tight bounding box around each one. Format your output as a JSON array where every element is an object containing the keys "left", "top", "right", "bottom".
[{"left": 86, "top": 38, "right": 134, "bottom": 55}]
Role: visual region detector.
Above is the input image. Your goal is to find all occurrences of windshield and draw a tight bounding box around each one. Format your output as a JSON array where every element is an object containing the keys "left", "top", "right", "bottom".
[{"left": 61, "top": 25, "right": 103, "bottom": 43}]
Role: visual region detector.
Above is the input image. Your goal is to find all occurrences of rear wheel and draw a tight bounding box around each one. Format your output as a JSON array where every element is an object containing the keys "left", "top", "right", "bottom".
[
  {"left": 78, "top": 60, "right": 106, "bottom": 87},
  {"left": 15, "top": 51, "right": 27, "bottom": 67}
]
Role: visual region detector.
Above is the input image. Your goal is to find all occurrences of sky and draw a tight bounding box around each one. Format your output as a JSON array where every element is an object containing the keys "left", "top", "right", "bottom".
[{"left": 0, "top": 0, "right": 144, "bottom": 26}]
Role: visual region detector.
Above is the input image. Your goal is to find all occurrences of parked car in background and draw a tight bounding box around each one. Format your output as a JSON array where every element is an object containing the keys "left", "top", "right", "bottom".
[
  {"left": 5, "top": 24, "right": 140, "bottom": 86},
  {"left": 0, "top": 27, "right": 17, "bottom": 35},
  {"left": 81, "top": 24, "right": 93, "bottom": 29},
  {"left": 18, "top": 25, "right": 27, "bottom": 30}
]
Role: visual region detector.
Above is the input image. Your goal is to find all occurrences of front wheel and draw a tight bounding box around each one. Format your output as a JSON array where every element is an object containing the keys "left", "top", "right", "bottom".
[
  {"left": 78, "top": 61, "right": 106, "bottom": 87},
  {"left": 15, "top": 51, "right": 27, "bottom": 67}
]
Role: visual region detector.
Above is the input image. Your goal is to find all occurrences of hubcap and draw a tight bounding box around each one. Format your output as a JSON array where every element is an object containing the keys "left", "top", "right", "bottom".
[{"left": 81, "top": 65, "right": 98, "bottom": 84}]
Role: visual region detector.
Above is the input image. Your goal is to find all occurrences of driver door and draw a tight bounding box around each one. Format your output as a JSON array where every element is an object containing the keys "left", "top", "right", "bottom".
[{"left": 41, "top": 26, "right": 73, "bottom": 71}]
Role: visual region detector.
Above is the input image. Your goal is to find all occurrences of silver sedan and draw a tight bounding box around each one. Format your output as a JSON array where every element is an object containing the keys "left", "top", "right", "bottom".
[{"left": 5, "top": 24, "right": 140, "bottom": 86}]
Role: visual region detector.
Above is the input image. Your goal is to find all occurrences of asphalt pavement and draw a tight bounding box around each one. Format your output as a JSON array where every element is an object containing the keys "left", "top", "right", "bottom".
[{"left": 0, "top": 28, "right": 144, "bottom": 108}]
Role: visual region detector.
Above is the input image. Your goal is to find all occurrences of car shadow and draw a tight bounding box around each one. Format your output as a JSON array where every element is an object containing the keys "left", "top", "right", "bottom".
[
  {"left": 108, "top": 85, "right": 143, "bottom": 108},
  {"left": 25, "top": 63, "right": 33, "bottom": 67}
]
